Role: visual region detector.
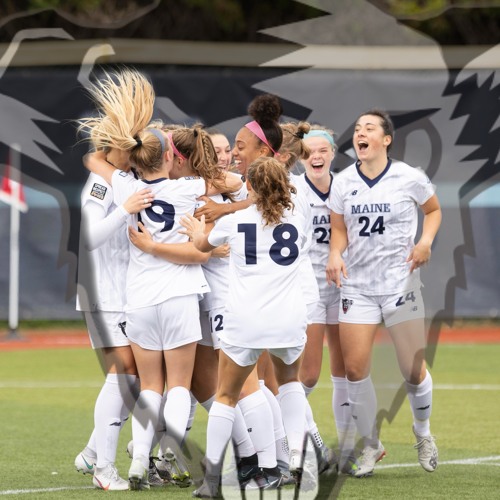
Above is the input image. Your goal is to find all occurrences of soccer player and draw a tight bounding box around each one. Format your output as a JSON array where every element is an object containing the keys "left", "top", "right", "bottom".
[
  {"left": 298, "top": 125, "right": 358, "bottom": 473},
  {"left": 180, "top": 157, "right": 308, "bottom": 498},
  {"left": 74, "top": 70, "right": 155, "bottom": 491},
  {"left": 326, "top": 108, "right": 441, "bottom": 477},
  {"left": 278, "top": 122, "right": 339, "bottom": 474}
]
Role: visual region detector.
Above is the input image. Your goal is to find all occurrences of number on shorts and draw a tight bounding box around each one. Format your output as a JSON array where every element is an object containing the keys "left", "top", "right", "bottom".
[
  {"left": 359, "top": 215, "right": 385, "bottom": 237},
  {"left": 210, "top": 314, "right": 224, "bottom": 333},
  {"left": 395, "top": 291, "right": 417, "bottom": 307},
  {"left": 238, "top": 223, "right": 300, "bottom": 266}
]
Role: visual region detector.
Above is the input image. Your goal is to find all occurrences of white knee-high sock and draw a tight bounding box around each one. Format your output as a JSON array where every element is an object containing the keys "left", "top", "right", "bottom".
[
  {"left": 259, "top": 381, "right": 287, "bottom": 441},
  {"left": 238, "top": 390, "right": 276, "bottom": 468},
  {"left": 331, "top": 375, "right": 356, "bottom": 457},
  {"left": 206, "top": 401, "right": 235, "bottom": 470},
  {"left": 185, "top": 391, "right": 198, "bottom": 438},
  {"left": 94, "top": 373, "right": 137, "bottom": 468},
  {"left": 200, "top": 395, "right": 216, "bottom": 413},
  {"left": 232, "top": 404, "right": 257, "bottom": 458},
  {"left": 163, "top": 386, "right": 191, "bottom": 449},
  {"left": 347, "top": 376, "right": 378, "bottom": 447},
  {"left": 304, "top": 398, "right": 323, "bottom": 449},
  {"left": 132, "top": 389, "right": 162, "bottom": 468},
  {"left": 406, "top": 370, "right": 433, "bottom": 436},
  {"left": 277, "top": 382, "right": 306, "bottom": 454},
  {"left": 83, "top": 430, "right": 97, "bottom": 458},
  {"left": 301, "top": 382, "right": 316, "bottom": 398}
]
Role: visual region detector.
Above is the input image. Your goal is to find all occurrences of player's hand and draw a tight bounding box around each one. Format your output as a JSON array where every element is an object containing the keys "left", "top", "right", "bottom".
[
  {"left": 407, "top": 241, "right": 432, "bottom": 273},
  {"left": 129, "top": 221, "right": 154, "bottom": 253},
  {"left": 179, "top": 213, "right": 206, "bottom": 240},
  {"left": 326, "top": 250, "right": 347, "bottom": 288},
  {"left": 194, "top": 196, "right": 228, "bottom": 223},
  {"left": 123, "top": 189, "right": 154, "bottom": 214},
  {"left": 211, "top": 243, "right": 230, "bottom": 258}
]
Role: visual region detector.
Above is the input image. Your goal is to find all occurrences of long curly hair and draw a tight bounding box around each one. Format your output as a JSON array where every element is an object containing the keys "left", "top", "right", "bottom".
[{"left": 246, "top": 157, "right": 296, "bottom": 226}]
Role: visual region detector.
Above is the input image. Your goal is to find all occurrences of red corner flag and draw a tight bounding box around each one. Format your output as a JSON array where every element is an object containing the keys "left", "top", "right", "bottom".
[{"left": 0, "top": 164, "right": 28, "bottom": 213}]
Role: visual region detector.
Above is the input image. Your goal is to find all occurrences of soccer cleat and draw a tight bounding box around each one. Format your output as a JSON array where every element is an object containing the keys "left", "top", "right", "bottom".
[
  {"left": 316, "top": 444, "right": 338, "bottom": 475},
  {"left": 413, "top": 427, "right": 438, "bottom": 472},
  {"left": 338, "top": 454, "right": 359, "bottom": 476},
  {"left": 277, "top": 459, "right": 296, "bottom": 486},
  {"left": 352, "top": 442, "right": 386, "bottom": 478},
  {"left": 92, "top": 464, "right": 129, "bottom": 491},
  {"left": 148, "top": 457, "right": 167, "bottom": 487},
  {"left": 74, "top": 450, "right": 96, "bottom": 475},
  {"left": 289, "top": 448, "right": 318, "bottom": 491},
  {"left": 235, "top": 454, "right": 261, "bottom": 489},
  {"left": 289, "top": 449, "right": 303, "bottom": 476},
  {"left": 162, "top": 447, "right": 192, "bottom": 487},
  {"left": 129, "top": 457, "right": 150, "bottom": 490},
  {"left": 192, "top": 474, "right": 220, "bottom": 498},
  {"left": 245, "top": 466, "right": 283, "bottom": 491}
]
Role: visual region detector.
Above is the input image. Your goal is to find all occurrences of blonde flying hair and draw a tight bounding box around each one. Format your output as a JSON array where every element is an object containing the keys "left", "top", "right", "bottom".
[
  {"left": 246, "top": 157, "right": 296, "bottom": 226},
  {"left": 280, "top": 121, "right": 312, "bottom": 170}
]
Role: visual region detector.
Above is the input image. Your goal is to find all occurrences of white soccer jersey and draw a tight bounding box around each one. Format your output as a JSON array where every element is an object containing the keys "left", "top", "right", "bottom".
[
  {"left": 112, "top": 170, "right": 209, "bottom": 310},
  {"left": 294, "top": 172, "right": 336, "bottom": 297},
  {"left": 328, "top": 160, "right": 435, "bottom": 295},
  {"left": 198, "top": 193, "right": 231, "bottom": 312},
  {"left": 289, "top": 172, "right": 320, "bottom": 305},
  {"left": 208, "top": 204, "right": 307, "bottom": 348},
  {"left": 76, "top": 172, "right": 130, "bottom": 312}
]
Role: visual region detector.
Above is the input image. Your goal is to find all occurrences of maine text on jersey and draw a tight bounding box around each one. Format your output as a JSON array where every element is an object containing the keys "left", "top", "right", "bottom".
[
  {"left": 351, "top": 203, "right": 391, "bottom": 214},
  {"left": 312, "top": 214, "right": 330, "bottom": 225}
]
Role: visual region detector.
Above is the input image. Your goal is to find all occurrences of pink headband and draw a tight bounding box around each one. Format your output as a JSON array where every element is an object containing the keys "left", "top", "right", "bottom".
[
  {"left": 167, "top": 132, "right": 187, "bottom": 161},
  {"left": 245, "top": 120, "right": 279, "bottom": 156}
]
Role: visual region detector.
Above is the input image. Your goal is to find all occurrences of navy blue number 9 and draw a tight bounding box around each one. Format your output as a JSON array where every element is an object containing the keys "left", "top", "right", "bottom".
[{"left": 144, "top": 200, "right": 176, "bottom": 232}]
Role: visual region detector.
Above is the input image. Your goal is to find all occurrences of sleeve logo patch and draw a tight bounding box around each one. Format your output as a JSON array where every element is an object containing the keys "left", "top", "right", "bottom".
[{"left": 90, "top": 183, "right": 107, "bottom": 200}]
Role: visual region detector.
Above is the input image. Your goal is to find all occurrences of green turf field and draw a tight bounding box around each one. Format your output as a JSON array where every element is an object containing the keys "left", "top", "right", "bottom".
[{"left": 1, "top": 343, "right": 499, "bottom": 499}]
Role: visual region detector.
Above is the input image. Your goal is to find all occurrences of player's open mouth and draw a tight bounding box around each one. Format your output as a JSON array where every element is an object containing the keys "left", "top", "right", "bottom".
[
  {"left": 311, "top": 161, "right": 324, "bottom": 170},
  {"left": 358, "top": 141, "right": 368, "bottom": 151}
]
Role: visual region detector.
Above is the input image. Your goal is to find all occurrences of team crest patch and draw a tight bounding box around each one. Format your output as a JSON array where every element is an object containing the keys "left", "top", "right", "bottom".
[
  {"left": 90, "top": 183, "right": 107, "bottom": 200},
  {"left": 342, "top": 298, "right": 353, "bottom": 314}
]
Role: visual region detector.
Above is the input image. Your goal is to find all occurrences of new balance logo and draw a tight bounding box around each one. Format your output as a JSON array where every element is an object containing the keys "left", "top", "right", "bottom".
[
  {"left": 341, "top": 402, "right": 350, "bottom": 407},
  {"left": 109, "top": 421, "right": 121, "bottom": 427},
  {"left": 417, "top": 405, "right": 430, "bottom": 410}
]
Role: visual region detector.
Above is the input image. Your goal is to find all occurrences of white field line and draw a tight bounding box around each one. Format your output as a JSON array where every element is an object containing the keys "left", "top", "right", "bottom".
[
  {"left": 2, "top": 457, "right": 499, "bottom": 495},
  {"left": 0, "top": 381, "right": 102, "bottom": 388},
  {"left": 378, "top": 455, "right": 500, "bottom": 469},
  {"left": 0, "top": 486, "right": 93, "bottom": 495},
  {"left": 315, "top": 383, "right": 500, "bottom": 391}
]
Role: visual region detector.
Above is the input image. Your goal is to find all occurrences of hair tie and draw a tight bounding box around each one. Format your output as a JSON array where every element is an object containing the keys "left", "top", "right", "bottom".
[
  {"left": 193, "top": 129, "right": 199, "bottom": 138},
  {"left": 245, "top": 120, "right": 278, "bottom": 155},
  {"left": 303, "top": 129, "right": 335, "bottom": 147},
  {"left": 167, "top": 132, "right": 187, "bottom": 161},
  {"left": 295, "top": 131, "right": 305, "bottom": 139},
  {"left": 147, "top": 128, "right": 166, "bottom": 154},
  {"left": 132, "top": 136, "right": 142, "bottom": 149}
]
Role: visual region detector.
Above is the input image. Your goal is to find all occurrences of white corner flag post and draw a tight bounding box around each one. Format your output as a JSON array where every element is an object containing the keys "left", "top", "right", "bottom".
[{"left": 0, "top": 144, "right": 28, "bottom": 340}]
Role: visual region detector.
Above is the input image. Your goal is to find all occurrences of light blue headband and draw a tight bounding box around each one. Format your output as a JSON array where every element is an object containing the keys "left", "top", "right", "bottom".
[
  {"left": 303, "top": 129, "right": 335, "bottom": 147},
  {"left": 147, "top": 128, "right": 166, "bottom": 154}
]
